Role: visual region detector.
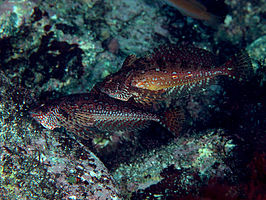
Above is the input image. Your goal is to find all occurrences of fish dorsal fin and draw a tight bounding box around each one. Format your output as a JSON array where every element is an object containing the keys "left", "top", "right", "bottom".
[
  {"left": 122, "top": 55, "right": 154, "bottom": 72},
  {"left": 149, "top": 44, "right": 218, "bottom": 71},
  {"left": 121, "top": 55, "right": 138, "bottom": 71}
]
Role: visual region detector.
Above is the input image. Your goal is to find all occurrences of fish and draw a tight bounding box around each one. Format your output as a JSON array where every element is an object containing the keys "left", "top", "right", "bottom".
[
  {"left": 30, "top": 91, "right": 184, "bottom": 138},
  {"left": 164, "top": 0, "right": 221, "bottom": 25},
  {"left": 99, "top": 44, "right": 253, "bottom": 105}
]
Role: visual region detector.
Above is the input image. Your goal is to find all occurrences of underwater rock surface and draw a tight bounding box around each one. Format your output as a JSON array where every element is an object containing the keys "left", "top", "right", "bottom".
[
  {"left": 113, "top": 129, "right": 235, "bottom": 198},
  {"left": 0, "top": 72, "right": 121, "bottom": 199}
]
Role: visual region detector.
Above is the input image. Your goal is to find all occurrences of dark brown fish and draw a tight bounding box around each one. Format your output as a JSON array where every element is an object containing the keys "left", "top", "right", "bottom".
[
  {"left": 99, "top": 44, "right": 253, "bottom": 105},
  {"left": 30, "top": 92, "right": 184, "bottom": 138}
]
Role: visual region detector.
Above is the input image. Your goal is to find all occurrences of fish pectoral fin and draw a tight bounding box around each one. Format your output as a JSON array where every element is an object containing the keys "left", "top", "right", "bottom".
[
  {"left": 136, "top": 89, "right": 167, "bottom": 105},
  {"left": 72, "top": 112, "right": 96, "bottom": 126},
  {"left": 58, "top": 116, "right": 94, "bottom": 140}
]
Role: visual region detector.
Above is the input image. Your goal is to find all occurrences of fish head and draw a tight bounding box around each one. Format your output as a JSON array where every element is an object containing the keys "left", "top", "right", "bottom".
[
  {"left": 100, "top": 72, "right": 134, "bottom": 101},
  {"left": 30, "top": 103, "right": 61, "bottom": 130},
  {"left": 101, "top": 80, "right": 132, "bottom": 101}
]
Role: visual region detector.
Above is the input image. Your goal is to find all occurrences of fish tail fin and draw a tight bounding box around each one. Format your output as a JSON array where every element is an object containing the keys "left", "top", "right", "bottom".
[
  {"left": 226, "top": 50, "right": 254, "bottom": 82},
  {"left": 160, "top": 106, "right": 185, "bottom": 136}
]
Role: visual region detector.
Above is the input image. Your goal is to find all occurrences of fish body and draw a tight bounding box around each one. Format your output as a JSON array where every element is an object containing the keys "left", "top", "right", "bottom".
[
  {"left": 131, "top": 67, "right": 229, "bottom": 91},
  {"left": 165, "top": 0, "right": 220, "bottom": 25},
  {"left": 100, "top": 44, "right": 253, "bottom": 105},
  {"left": 30, "top": 92, "right": 183, "bottom": 138}
]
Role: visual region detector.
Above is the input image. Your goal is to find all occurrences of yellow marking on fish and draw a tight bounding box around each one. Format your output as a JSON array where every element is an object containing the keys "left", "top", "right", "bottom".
[{"left": 172, "top": 75, "right": 178, "bottom": 79}]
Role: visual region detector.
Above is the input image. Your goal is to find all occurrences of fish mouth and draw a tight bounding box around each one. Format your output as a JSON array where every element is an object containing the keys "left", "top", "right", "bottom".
[
  {"left": 29, "top": 110, "right": 43, "bottom": 120},
  {"left": 29, "top": 110, "right": 35, "bottom": 117},
  {"left": 28, "top": 104, "right": 45, "bottom": 116},
  {"left": 28, "top": 108, "right": 39, "bottom": 116}
]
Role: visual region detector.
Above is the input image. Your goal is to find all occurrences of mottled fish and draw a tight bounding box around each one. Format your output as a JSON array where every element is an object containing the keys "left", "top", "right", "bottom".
[
  {"left": 99, "top": 44, "right": 253, "bottom": 105},
  {"left": 30, "top": 91, "right": 184, "bottom": 138}
]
